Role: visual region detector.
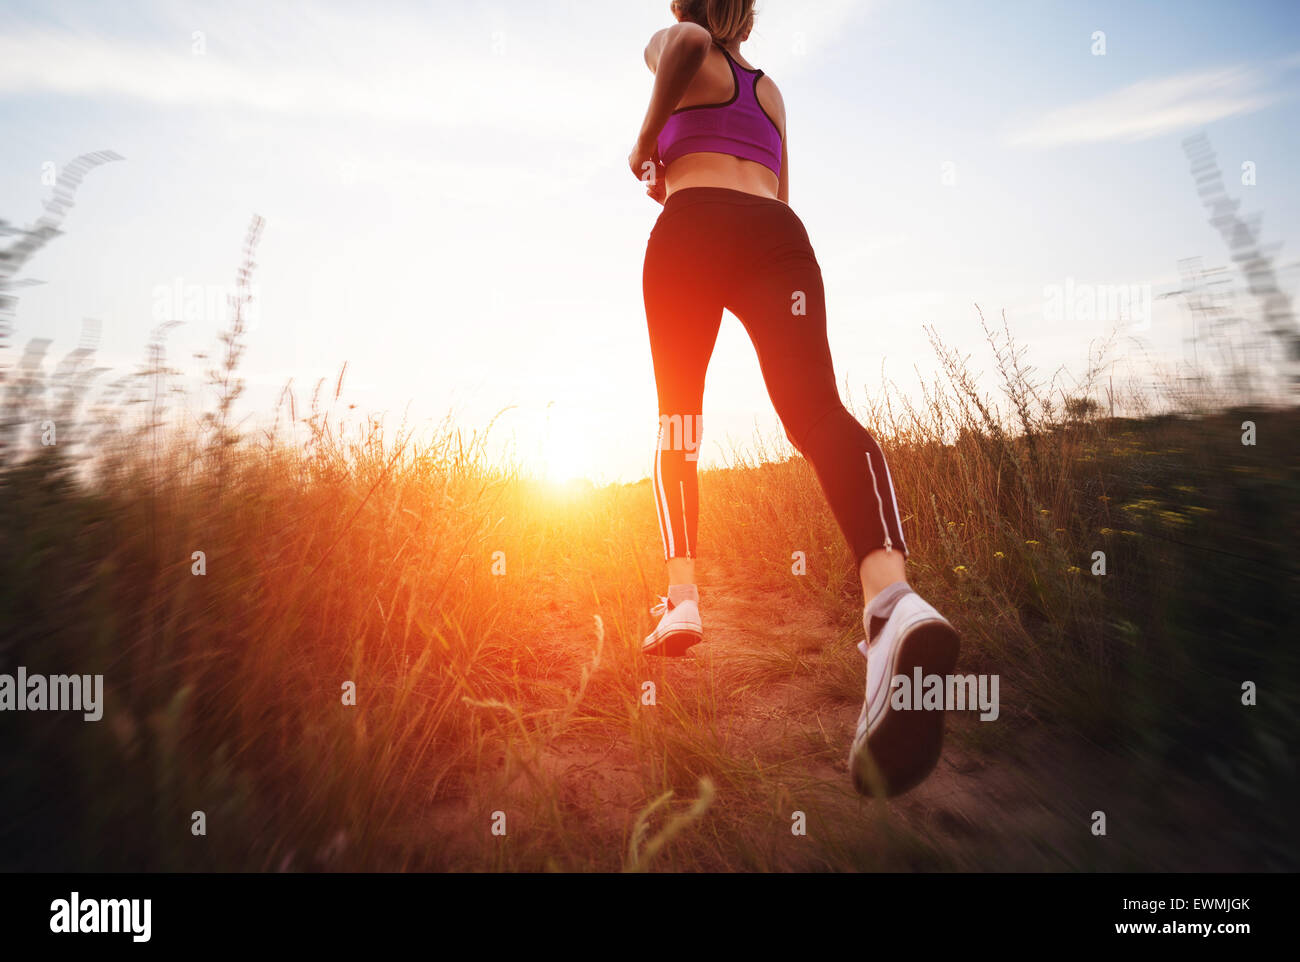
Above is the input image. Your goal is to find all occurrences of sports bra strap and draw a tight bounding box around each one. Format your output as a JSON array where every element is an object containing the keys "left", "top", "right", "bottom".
[
  {"left": 712, "top": 38, "right": 761, "bottom": 75},
  {"left": 655, "top": 35, "right": 782, "bottom": 177}
]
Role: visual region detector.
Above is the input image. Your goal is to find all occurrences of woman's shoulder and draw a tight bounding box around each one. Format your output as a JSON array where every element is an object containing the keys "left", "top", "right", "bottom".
[
  {"left": 755, "top": 72, "right": 786, "bottom": 133},
  {"left": 643, "top": 21, "right": 713, "bottom": 72},
  {"left": 757, "top": 71, "right": 784, "bottom": 101}
]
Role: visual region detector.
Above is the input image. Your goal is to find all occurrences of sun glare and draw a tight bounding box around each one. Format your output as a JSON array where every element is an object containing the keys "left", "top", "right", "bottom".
[{"left": 540, "top": 425, "right": 590, "bottom": 485}]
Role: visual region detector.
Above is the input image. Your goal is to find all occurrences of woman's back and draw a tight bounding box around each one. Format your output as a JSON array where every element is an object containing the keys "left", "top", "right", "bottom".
[
  {"left": 643, "top": 25, "right": 787, "bottom": 201},
  {"left": 657, "top": 39, "right": 783, "bottom": 179}
]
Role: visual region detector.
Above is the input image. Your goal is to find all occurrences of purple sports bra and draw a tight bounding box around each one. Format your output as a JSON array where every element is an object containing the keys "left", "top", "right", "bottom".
[{"left": 656, "top": 39, "right": 783, "bottom": 178}]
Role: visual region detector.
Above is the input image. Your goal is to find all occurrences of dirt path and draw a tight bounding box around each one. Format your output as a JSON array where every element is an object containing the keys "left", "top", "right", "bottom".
[
  {"left": 493, "top": 562, "right": 1056, "bottom": 869},
  {"left": 693, "top": 566, "right": 1006, "bottom": 858},
  {"left": 678, "top": 563, "right": 1255, "bottom": 870},
  {"left": 471, "top": 562, "right": 1249, "bottom": 870}
]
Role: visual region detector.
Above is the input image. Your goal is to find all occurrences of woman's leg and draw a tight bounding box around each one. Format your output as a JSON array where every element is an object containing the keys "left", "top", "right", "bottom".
[
  {"left": 722, "top": 203, "right": 909, "bottom": 605},
  {"left": 640, "top": 206, "right": 727, "bottom": 655},
  {"left": 723, "top": 199, "right": 959, "bottom": 796},
  {"left": 642, "top": 218, "right": 726, "bottom": 570}
]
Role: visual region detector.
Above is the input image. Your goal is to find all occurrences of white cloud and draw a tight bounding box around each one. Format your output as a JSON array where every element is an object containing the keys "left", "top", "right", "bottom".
[
  {"left": 1007, "top": 64, "right": 1282, "bottom": 148},
  {"left": 742, "top": 0, "right": 876, "bottom": 77},
  {"left": 0, "top": 1, "right": 870, "bottom": 139},
  {"left": 0, "top": 24, "right": 599, "bottom": 137}
]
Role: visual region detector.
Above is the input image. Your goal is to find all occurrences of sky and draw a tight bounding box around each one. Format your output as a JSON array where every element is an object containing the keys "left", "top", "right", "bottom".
[{"left": 3, "top": 0, "right": 1299, "bottom": 483}]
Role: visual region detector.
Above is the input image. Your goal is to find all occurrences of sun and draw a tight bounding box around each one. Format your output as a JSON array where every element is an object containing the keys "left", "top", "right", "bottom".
[{"left": 540, "top": 425, "right": 591, "bottom": 485}]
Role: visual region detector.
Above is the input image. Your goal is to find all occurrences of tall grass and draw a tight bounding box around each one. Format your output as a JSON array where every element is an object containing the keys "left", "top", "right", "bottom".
[{"left": 1, "top": 217, "right": 1296, "bottom": 872}]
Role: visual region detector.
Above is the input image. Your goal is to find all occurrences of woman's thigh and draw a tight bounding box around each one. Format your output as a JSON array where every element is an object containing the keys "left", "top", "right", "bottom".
[
  {"left": 642, "top": 215, "right": 729, "bottom": 412},
  {"left": 722, "top": 205, "right": 843, "bottom": 437}
]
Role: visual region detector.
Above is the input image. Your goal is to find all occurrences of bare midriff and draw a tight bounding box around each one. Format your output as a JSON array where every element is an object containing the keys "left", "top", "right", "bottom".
[{"left": 664, "top": 151, "right": 780, "bottom": 202}]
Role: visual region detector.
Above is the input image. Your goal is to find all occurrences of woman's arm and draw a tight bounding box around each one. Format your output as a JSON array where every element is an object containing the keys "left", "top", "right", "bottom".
[{"left": 634, "top": 22, "right": 712, "bottom": 152}]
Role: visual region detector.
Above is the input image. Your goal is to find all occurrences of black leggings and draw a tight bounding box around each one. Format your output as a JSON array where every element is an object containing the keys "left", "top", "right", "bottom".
[{"left": 642, "top": 186, "right": 908, "bottom": 567}]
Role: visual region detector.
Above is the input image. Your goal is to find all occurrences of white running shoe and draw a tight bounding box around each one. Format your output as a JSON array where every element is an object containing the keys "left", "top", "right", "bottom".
[
  {"left": 849, "top": 590, "right": 960, "bottom": 797},
  {"left": 641, "top": 595, "right": 703, "bottom": 656}
]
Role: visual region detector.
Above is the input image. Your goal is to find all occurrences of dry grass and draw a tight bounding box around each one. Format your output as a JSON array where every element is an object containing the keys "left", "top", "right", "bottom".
[{"left": 1, "top": 219, "right": 1296, "bottom": 872}]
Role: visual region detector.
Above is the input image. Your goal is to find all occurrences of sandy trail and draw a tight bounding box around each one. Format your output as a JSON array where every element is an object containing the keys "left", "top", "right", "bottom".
[
  {"left": 468, "top": 561, "right": 1246, "bottom": 870},
  {"left": 506, "top": 564, "right": 1032, "bottom": 868}
]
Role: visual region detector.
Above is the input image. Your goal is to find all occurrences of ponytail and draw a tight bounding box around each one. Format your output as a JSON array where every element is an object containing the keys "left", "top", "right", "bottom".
[{"left": 670, "top": 0, "right": 756, "bottom": 44}]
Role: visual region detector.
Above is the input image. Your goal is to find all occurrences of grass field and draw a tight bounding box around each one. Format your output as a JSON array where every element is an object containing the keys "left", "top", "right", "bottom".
[{"left": 3, "top": 274, "right": 1296, "bottom": 872}]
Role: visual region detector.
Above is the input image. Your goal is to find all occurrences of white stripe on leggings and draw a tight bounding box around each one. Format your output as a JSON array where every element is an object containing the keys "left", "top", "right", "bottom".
[
  {"left": 864, "top": 450, "right": 893, "bottom": 553},
  {"left": 679, "top": 480, "right": 690, "bottom": 557},
  {"left": 654, "top": 427, "right": 675, "bottom": 557},
  {"left": 880, "top": 452, "right": 907, "bottom": 553}
]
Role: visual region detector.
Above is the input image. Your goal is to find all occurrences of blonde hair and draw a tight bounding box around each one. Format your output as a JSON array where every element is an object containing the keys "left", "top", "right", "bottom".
[{"left": 670, "top": 0, "right": 756, "bottom": 44}]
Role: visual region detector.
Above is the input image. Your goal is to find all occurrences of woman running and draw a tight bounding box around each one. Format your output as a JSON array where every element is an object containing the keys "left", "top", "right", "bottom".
[{"left": 628, "top": 0, "right": 961, "bottom": 796}]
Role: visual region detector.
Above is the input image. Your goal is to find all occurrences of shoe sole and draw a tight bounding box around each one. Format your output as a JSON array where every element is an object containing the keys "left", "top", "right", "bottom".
[
  {"left": 851, "top": 619, "right": 961, "bottom": 797},
  {"left": 641, "top": 626, "right": 703, "bottom": 657}
]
